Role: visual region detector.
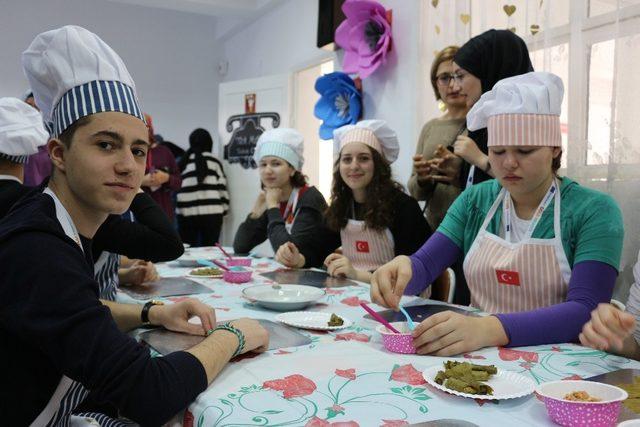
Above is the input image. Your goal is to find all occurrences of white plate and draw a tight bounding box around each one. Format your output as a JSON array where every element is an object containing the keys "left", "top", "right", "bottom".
[
  {"left": 242, "top": 284, "right": 325, "bottom": 311},
  {"left": 187, "top": 267, "right": 223, "bottom": 279},
  {"left": 275, "top": 311, "right": 352, "bottom": 331},
  {"left": 422, "top": 364, "right": 535, "bottom": 400}
]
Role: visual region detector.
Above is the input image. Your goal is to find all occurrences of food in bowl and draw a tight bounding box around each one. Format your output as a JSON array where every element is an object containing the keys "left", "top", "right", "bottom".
[
  {"left": 536, "top": 380, "right": 629, "bottom": 427},
  {"left": 327, "top": 313, "right": 344, "bottom": 327},
  {"left": 563, "top": 391, "right": 601, "bottom": 402},
  {"left": 434, "top": 361, "right": 497, "bottom": 395}
]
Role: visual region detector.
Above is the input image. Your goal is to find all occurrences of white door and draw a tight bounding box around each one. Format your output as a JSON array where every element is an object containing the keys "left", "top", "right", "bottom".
[{"left": 217, "top": 74, "right": 292, "bottom": 255}]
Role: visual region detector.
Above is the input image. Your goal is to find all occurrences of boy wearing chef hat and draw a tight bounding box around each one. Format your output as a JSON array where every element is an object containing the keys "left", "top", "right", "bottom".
[
  {"left": 0, "top": 97, "right": 48, "bottom": 218},
  {"left": 0, "top": 26, "right": 268, "bottom": 426},
  {"left": 371, "top": 72, "right": 623, "bottom": 357}
]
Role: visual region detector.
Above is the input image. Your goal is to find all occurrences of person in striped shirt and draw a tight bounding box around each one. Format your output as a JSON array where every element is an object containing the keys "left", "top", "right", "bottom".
[
  {"left": 579, "top": 252, "right": 640, "bottom": 360},
  {"left": 176, "top": 128, "right": 229, "bottom": 246}
]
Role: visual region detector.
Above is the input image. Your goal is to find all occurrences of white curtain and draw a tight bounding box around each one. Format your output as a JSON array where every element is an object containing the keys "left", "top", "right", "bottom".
[{"left": 418, "top": 0, "right": 640, "bottom": 301}]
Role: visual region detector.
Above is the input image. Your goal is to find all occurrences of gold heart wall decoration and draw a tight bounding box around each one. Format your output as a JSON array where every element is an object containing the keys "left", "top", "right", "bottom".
[
  {"left": 431, "top": 0, "right": 439, "bottom": 7},
  {"left": 460, "top": 13, "right": 471, "bottom": 24},
  {"left": 435, "top": 25, "right": 441, "bottom": 34},
  {"left": 530, "top": 24, "right": 540, "bottom": 35},
  {"left": 503, "top": 4, "right": 516, "bottom": 16}
]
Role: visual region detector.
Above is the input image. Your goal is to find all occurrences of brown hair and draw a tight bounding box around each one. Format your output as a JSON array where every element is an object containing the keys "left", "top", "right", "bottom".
[
  {"left": 58, "top": 115, "right": 92, "bottom": 147},
  {"left": 290, "top": 170, "right": 308, "bottom": 187},
  {"left": 325, "top": 146, "right": 403, "bottom": 231},
  {"left": 430, "top": 45, "right": 459, "bottom": 100}
]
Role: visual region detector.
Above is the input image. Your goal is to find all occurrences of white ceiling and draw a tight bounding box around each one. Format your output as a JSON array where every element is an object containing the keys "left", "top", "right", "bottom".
[
  {"left": 105, "top": 0, "right": 283, "bottom": 17},
  {"left": 104, "top": 0, "right": 288, "bottom": 39}
]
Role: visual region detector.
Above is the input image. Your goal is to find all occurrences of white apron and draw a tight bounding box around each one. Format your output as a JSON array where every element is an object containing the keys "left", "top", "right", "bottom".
[{"left": 462, "top": 179, "right": 571, "bottom": 313}]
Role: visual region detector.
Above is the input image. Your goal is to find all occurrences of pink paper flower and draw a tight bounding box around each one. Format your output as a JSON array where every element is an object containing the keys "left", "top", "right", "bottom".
[
  {"left": 390, "top": 364, "right": 427, "bottom": 385},
  {"left": 263, "top": 374, "right": 317, "bottom": 398},
  {"left": 335, "top": 0, "right": 392, "bottom": 78},
  {"left": 335, "top": 368, "right": 357, "bottom": 380}
]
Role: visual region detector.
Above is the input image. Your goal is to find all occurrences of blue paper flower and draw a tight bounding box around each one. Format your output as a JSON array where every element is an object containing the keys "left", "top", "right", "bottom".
[{"left": 314, "top": 72, "right": 362, "bottom": 140}]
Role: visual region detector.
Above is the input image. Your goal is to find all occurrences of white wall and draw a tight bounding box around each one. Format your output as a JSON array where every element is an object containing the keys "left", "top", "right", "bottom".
[
  {"left": 220, "top": 0, "right": 423, "bottom": 186},
  {"left": 0, "top": 0, "right": 222, "bottom": 148}
]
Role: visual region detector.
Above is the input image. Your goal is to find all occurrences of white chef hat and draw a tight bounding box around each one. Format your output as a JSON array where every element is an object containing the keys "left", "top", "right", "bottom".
[
  {"left": 333, "top": 119, "right": 399, "bottom": 163},
  {"left": 22, "top": 25, "right": 145, "bottom": 138},
  {"left": 254, "top": 128, "right": 305, "bottom": 170},
  {"left": 467, "top": 71, "right": 564, "bottom": 147},
  {"left": 0, "top": 97, "right": 48, "bottom": 164}
]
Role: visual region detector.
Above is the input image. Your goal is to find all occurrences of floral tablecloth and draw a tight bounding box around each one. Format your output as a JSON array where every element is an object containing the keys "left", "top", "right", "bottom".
[{"left": 120, "top": 247, "right": 640, "bottom": 427}]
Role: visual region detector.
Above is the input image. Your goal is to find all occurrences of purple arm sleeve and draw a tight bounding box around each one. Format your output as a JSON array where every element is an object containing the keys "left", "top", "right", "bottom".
[
  {"left": 404, "top": 231, "right": 463, "bottom": 295},
  {"left": 496, "top": 261, "right": 617, "bottom": 347}
]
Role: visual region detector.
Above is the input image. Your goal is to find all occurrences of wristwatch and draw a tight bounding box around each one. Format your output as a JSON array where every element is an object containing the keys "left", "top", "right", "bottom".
[{"left": 141, "top": 299, "right": 164, "bottom": 324}]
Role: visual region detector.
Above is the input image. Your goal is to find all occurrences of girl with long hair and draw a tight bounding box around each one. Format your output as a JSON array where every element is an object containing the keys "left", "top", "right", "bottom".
[{"left": 276, "top": 120, "right": 431, "bottom": 283}]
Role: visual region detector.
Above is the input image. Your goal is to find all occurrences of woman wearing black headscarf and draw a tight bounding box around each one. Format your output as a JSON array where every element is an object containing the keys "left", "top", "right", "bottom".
[
  {"left": 176, "top": 128, "right": 230, "bottom": 246},
  {"left": 424, "top": 29, "right": 533, "bottom": 306},
  {"left": 431, "top": 29, "right": 533, "bottom": 188}
]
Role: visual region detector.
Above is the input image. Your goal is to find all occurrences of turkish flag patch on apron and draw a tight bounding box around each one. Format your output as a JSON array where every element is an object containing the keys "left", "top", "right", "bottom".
[
  {"left": 495, "top": 269, "right": 520, "bottom": 286},
  {"left": 355, "top": 241, "right": 370, "bottom": 253}
]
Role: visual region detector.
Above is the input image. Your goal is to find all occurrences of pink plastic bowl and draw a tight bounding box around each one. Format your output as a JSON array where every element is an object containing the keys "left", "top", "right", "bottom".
[
  {"left": 223, "top": 269, "right": 252, "bottom": 284},
  {"left": 536, "top": 380, "right": 628, "bottom": 427},
  {"left": 376, "top": 322, "right": 416, "bottom": 354},
  {"left": 227, "top": 257, "right": 252, "bottom": 267}
]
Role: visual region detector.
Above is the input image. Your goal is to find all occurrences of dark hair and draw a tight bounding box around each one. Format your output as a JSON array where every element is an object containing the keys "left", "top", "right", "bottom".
[
  {"left": 325, "top": 146, "right": 403, "bottom": 231},
  {"left": 552, "top": 150, "right": 562, "bottom": 173},
  {"left": 290, "top": 170, "right": 307, "bottom": 187},
  {"left": 430, "top": 45, "right": 459, "bottom": 100},
  {"left": 58, "top": 115, "right": 92, "bottom": 147}
]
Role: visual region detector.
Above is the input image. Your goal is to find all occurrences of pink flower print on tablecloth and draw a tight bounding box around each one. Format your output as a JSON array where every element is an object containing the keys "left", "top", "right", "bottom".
[
  {"left": 498, "top": 347, "right": 538, "bottom": 363},
  {"left": 335, "top": 332, "right": 370, "bottom": 343},
  {"left": 263, "top": 374, "right": 317, "bottom": 398},
  {"left": 381, "top": 420, "right": 409, "bottom": 427},
  {"left": 326, "top": 289, "right": 345, "bottom": 295},
  {"left": 340, "top": 296, "right": 369, "bottom": 306},
  {"left": 335, "top": 368, "right": 356, "bottom": 380},
  {"left": 563, "top": 374, "right": 583, "bottom": 380},
  {"left": 182, "top": 410, "right": 194, "bottom": 427},
  {"left": 463, "top": 353, "right": 486, "bottom": 360},
  {"left": 390, "top": 364, "right": 427, "bottom": 386},
  {"left": 274, "top": 349, "right": 292, "bottom": 355},
  {"left": 305, "top": 417, "right": 360, "bottom": 427}
]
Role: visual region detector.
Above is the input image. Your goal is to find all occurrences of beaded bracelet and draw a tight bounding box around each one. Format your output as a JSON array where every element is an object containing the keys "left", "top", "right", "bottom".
[{"left": 212, "top": 323, "right": 245, "bottom": 358}]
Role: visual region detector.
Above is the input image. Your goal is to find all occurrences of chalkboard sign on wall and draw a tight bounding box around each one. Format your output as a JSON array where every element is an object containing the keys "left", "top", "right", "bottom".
[{"left": 223, "top": 112, "right": 280, "bottom": 169}]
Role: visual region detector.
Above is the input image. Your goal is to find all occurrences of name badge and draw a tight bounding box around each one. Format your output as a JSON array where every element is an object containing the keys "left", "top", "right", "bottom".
[
  {"left": 496, "top": 269, "right": 520, "bottom": 286},
  {"left": 355, "top": 241, "right": 370, "bottom": 253}
]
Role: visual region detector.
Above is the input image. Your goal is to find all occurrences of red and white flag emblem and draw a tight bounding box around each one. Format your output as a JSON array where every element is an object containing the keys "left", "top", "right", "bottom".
[
  {"left": 496, "top": 269, "right": 520, "bottom": 286},
  {"left": 355, "top": 241, "right": 370, "bottom": 253}
]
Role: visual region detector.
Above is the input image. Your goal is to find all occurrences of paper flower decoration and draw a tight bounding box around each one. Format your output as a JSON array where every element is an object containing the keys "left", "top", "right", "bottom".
[
  {"left": 314, "top": 72, "right": 362, "bottom": 140},
  {"left": 335, "top": 0, "right": 392, "bottom": 79}
]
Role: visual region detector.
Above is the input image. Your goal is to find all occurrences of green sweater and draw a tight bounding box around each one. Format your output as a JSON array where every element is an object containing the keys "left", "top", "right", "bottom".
[{"left": 438, "top": 177, "right": 624, "bottom": 270}]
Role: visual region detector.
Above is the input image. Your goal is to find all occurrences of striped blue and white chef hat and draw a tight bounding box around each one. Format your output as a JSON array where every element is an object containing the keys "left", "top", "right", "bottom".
[
  {"left": 0, "top": 97, "right": 48, "bottom": 164},
  {"left": 22, "top": 25, "right": 145, "bottom": 138},
  {"left": 254, "top": 128, "right": 305, "bottom": 170}
]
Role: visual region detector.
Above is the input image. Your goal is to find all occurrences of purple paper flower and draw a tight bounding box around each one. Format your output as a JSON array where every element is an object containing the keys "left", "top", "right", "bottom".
[
  {"left": 335, "top": 0, "right": 392, "bottom": 79},
  {"left": 314, "top": 72, "right": 362, "bottom": 140}
]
